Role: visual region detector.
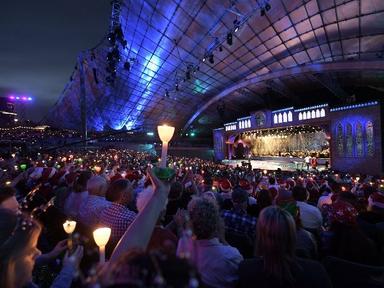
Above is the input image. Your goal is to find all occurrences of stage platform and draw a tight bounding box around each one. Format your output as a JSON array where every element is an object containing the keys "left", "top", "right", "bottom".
[{"left": 222, "top": 156, "right": 329, "bottom": 172}]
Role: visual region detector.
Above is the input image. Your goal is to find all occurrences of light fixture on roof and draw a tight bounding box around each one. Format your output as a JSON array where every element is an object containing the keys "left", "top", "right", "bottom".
[
  {"left": 124, "top": 61, "right": 130, "bottom": 71},
  {"left": 265, "top": 2, "right": 271, "bottom": 11},
  {"left": 227, "top": 32, "right": 233, "bottom": 45},
  {"left": 208, "top": 53, "right": 214, "bottom": 64},
  {"left": 175, "top": 83, "right": 179, "bottom": 91},
  {"left": 165, "top": 89, "right": 170, "bottom": 98},
  {"left": 202, "top": 56, "right": 206, "bottom": 62},
  {"left": 260, "top": 8, "right": 265, "bottom": 16},
  {"left": 219, "top": 46, "right": 223, "bottom": 52},
  {"left": 233, "top": 19, "right": 240, "bottom": 33},
  {"left": 186, "top": 70, "right": 191, "bottom": 80}
]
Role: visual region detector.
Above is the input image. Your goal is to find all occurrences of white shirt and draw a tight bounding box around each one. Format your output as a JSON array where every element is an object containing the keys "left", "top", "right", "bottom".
[
  {"left": 297, "top": 201, "right": 323, "bottom": 230},
  {"left": 63, "top": 191, "right": 88, "bottom": 219}
]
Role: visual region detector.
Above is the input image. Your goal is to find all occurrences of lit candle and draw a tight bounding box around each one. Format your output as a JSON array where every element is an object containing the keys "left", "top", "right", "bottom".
[
  {"left": 157, "top": 124, "right": 175, "bottom": 168},
  {"left": 63, "top": 220, "right": 76, "bottom": 251},
  {"left": 93, "top": 227, "right": 111, "bottom": 264}
]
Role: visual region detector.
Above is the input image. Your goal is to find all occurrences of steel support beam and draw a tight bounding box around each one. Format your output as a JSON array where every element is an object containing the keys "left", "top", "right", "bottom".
[
  {"left": 307, "top": 73, "right": 349, "bottom": 99},
  {"left": 183, "top": 60, "right": 384, "bottom": 130}
]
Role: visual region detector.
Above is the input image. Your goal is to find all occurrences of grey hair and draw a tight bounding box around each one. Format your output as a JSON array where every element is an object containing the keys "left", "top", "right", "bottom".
[{"left": 187, "top": 197, "right": 219, "bottom": 240}]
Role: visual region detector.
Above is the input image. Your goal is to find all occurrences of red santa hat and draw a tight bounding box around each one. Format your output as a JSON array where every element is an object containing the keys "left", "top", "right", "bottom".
[
  {"left": 110, "top": 173, "right": 123, "bottom": 183},
  {"left": 40, "top": 167, "right": 57, "bottom": 182},
  {"left": 220, "top": 179, "right": 232, "bottom": 192},
  {"left": 239, "top": 179, "right": 252, "bottom": 194}
]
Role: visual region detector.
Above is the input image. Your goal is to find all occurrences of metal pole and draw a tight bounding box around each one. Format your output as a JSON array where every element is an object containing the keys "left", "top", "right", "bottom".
[{"left": 78, "top": 52, "right": 87, "bottom": 147}]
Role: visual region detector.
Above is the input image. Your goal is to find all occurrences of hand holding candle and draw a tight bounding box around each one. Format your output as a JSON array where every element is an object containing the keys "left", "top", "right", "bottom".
[{"left": 63, "top": 220, "right": 76, "bottom": 251}]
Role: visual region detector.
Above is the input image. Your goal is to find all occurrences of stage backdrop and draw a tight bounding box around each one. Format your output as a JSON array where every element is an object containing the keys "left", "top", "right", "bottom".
[{"left": 241, "top": 131, "right": 329, "bottom": 157}]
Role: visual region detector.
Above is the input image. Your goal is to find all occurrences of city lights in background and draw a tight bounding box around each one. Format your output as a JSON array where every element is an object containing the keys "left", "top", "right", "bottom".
[{"left": 8, "top": 95, "right": 33, "bottom": 101}]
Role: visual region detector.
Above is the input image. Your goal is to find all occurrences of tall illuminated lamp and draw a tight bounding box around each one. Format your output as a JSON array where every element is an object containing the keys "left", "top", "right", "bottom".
[{"left": 157, "top": 124, "right": 175, "bottom": 168}]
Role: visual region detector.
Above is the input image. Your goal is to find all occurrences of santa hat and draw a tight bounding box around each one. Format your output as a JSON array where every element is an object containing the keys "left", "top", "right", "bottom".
[
  {"left": 40, "top": 167, "right": 57, "bottom": 182},
  {"left": 220, "top": 179, "right": 232, "bottom": 192},
  {"left": 325, "top": 200, "right": 358, "bottom": 226},
  {"left": 50, "top": 170, "right": 67, "bottom": 186},
  {"left": 110, "top": 173, "right": 123, "bottom": 183},
  {"left": 239, "top": 179, "right": 252, "bottom": 194},
  {"left": 126, "top": 170, "right": 141, "bottom": 182}
]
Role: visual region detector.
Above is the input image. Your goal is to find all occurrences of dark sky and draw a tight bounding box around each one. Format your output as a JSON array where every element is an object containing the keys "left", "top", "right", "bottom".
[{"left": 0, "top": 0, "right": 111, "bottom": 121}]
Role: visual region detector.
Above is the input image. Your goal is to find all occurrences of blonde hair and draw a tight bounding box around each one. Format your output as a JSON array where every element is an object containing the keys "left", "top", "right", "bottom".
[
  {"left": 256, "top": 206, "right": 297, "bottom": 285},
  {"left": 0, "top": 209, "right": 41, "bottom": 288}
]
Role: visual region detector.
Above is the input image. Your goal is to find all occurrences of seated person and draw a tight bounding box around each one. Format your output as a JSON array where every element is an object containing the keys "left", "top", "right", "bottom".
[
  {"left": 239, "top": 206, "right": 332, "bottom": 288},
  {"left": 99, "top": 179, "right": 137, "bottom": 245}
]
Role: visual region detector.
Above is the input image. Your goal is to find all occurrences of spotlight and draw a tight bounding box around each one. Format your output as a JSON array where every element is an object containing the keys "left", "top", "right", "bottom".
[
  {"left": 233, "top": 19, "right": 240, "bottom": 33},
  {"left": 265, "top": 3, "right": 271, "bottom": 11},
  {"left": 175, "top": 83, "right": 179, "bottom": 91},
  {"left": 227, "top": 32, "right": 233, "bottom": 45},
  {"left": 202, "top": 56, "right": 206, "bottom": 62},
  {"left": 124, "top": 61, "right": 131, "bottom": 70},
  {"left": 208, "top": 54, "right": 214, "bottom": 64}
]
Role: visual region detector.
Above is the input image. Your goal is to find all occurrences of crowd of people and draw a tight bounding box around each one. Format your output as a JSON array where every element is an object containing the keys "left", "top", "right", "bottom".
[{"left": 0, "top": 147, "right": 383, "bottom": 287}]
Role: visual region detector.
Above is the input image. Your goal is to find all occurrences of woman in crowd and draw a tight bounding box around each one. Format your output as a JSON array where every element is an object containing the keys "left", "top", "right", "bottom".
[
  {"left": 0, "top": 208, "right": 83, "bottom": 288},
  {"left": 239, "top": 206, "right": 332, "bottom": 288}
]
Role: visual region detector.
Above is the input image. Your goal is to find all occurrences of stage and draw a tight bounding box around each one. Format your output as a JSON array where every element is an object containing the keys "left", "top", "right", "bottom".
[{"left": 222, "top": 156, "right": 329, "bottom": 172}]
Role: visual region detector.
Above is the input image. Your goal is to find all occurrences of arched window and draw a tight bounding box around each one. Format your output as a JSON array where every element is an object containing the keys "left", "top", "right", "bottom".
[
  {"left": 311, "top": 110, "right": 316, "bottom": 118},
  {"left": 316, "top": 109, "right": 320, "bottom": 118},
  {"left": 366, "top": 121, "right": 374, "bottom": 156},
  {"left": 356, "top": 122, "right": 364, "bottom": 157},
  {"left": 346, "top": 123, "right": 353, "bottom": 157},
  {"left": 278, "top": 113, "right": 283, "bottom": 123},
  {"left": 303, "top": 112, "right": 307, "bottom": 120},
  {"left": 298, "top": 112, "right": 302, "bottom": 120},
  {"left": 247, "top": 119, "right": 251, "bottom": 128},
  {"left": 306, "top": 111, "right": 311, "bottom": 119},
  {"left": 273, "top": 114, "right": 278, "bottom": 124},
  {"left": 336, "top": 123, "right": 343, "bottom": 156},
  {"left": 288, "top": 111, "right": 293, "bottom": 122},
  {"left": 320, "top": 108, "right": 325, "bottom": 117},
  {"left": 283, "top": 112, "right": 288, "bottom": 123}
]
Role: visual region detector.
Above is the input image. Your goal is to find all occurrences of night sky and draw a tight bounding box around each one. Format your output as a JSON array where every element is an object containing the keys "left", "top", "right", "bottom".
[{"left": 0, "top": 0, "right": 111, "bottom": 121}]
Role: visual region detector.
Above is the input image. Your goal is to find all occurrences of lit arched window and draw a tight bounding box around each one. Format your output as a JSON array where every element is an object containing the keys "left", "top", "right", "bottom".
[
  {"left": 288, "top": 111, "right": 293, "bottom": 122},
  {"left": 283, "top": 112, "right": 287, "bottom": 123},
  {"left": 273, "top": 114, "right": 278, "bottom": 124},
  {"left": 316, "top": 109, "right": 320, "bottom": 118},
  {"left": 307, "top": 111, "right": 311, "bottom": 119},
  {"left": 320, "top": 108, "right": 325, "bottom": 117},
  {"left": 298, "top": 112, "right": 302, "bottom": 120},
  {"left": 311, "top": 110, "right": 316, "bottom": 118},
  {"left": 366, "top": 121, "right": 374, "bottom": 156},
  {"left": 356, "top": 122, "right": 363, "bottom": 157},
  {"left": 303, "top": 112, "right": 307, "bottom": 120},
  {"left": 346, "top": 123, "right": 353, "bottom": 157},
  {"left": 278, "top": 113, "right": 283, "bottom": 123},
  {"left": 336, "top": 123, "right": 343, "bottom": 156},
  {"left": 247, "top": 119, "right": 251, "bottom": 128}
]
